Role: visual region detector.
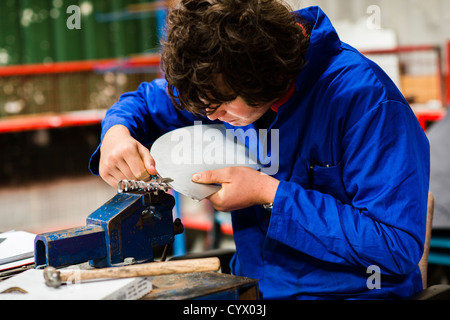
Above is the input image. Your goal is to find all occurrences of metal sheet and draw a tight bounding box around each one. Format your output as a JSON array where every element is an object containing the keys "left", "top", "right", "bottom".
[{"left": 150, "top": 124, "right": 261, "bottom": 201}]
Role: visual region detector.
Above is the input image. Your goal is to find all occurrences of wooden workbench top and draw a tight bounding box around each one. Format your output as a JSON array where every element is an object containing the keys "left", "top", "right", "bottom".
[{"left": 142, "top": 272, "right": 259, "bottom": 300}]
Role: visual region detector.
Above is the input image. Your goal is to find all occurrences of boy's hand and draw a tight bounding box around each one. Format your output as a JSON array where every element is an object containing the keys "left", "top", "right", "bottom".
[
  {"left": 192, "top": 167, "right": 279, "bottom": 212},
  {"left": 99, "top": 125, "right": 157, "bottom": 188}
]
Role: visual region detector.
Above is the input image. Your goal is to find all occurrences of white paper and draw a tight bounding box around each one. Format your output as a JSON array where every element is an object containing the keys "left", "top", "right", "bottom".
[
  {"left": 0, "top": 269, "right": 152, "bottom": 300},
  {"left": 0, "top": 258, "right": 34, "bottom": 271},
  {"left": 0, "top": 231, "right": 36, "bottom": 268}
]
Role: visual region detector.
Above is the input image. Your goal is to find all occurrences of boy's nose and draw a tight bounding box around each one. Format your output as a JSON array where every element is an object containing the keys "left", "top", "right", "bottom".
[{"left": 207, "top": 108, "right": 226, "bottom": 121}]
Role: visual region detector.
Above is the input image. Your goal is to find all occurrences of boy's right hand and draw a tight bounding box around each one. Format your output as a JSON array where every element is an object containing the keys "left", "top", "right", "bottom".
[{"left": 99, "top": 125, "right": 157, "bottom": 188}]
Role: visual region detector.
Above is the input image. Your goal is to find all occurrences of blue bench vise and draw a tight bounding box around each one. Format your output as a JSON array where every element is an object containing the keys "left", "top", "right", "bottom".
[{"left": 34, "top": 180, "right": 183, "bottom": 268}]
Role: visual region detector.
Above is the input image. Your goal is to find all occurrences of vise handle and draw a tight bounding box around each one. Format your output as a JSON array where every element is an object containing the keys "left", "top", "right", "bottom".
[{"left": 44, "top": 257, "right": 220, "bottom": 287}]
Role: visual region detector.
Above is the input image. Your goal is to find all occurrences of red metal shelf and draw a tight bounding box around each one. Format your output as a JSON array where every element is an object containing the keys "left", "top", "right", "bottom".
[
  {"left": 414, "top": 108, "right": 447, "bottom": 131},
  {"left": 0, "top": 110, "right": 105, "bottom": 133},
  {"left": 360, "top": 45, "right": 439, "bottom": 55},
  {"left": 182, "top": 216, "right": 233, "bottom": 236},
  {"left": 0, "top": 54, "right": 161, "bottom": 77}
]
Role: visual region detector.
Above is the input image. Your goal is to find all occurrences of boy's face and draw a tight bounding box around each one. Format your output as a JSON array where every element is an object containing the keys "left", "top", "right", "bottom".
[
  {"left": 203, "top": 74, "right": 275, "bottom": 126},
  {"left": 205, "top": 96, "right": 273, "bottom": 126}
]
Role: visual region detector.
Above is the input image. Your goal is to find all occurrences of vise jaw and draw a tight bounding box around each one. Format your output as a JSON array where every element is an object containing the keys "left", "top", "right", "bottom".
[{"left": 34, "top": 189, "right": 181, "bottom": 268}]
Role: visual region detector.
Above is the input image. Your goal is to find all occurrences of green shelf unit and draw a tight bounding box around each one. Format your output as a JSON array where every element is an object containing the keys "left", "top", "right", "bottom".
[
  {"left": 19, "top": 0, "right": 54, "bottom": 64},
  {"left": 51, "top": 0, "right": 84, "bottom": 62},
  {"left": 0, "top": 0, "right": 23, "bottom": 66},
  {"left": 0, "top": 0, "right": 165, "bottom": 118},
  {"left": 137, "top": 0, "right": 160, "bottom": 53},
  {"left": 51, "top": 1, "right": 85, "bottom": 113},
  {"left": 81, "top": 1, "right": 112, "bottom": 60},
  {"left": 109, "top": 0, "right": 142, "bottom": 58}
]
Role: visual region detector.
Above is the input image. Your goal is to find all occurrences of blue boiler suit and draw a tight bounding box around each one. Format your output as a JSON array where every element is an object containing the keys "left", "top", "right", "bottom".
[{"left": 89, "top": 6, "right": 430, "bottom": 299}]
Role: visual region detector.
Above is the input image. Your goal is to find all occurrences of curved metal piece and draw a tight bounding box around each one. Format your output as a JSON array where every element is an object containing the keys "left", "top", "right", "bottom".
[{"left": 118, "top": 177, "right": 173, "bottom": 194}]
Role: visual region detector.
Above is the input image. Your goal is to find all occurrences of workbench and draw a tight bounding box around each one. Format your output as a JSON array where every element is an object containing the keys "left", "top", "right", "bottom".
[
  {"left": 0, "top": 263, "right": 259, "bottom": 300},
  {"left": 142, "top": 272, "right": 259, "bottom": 300}
]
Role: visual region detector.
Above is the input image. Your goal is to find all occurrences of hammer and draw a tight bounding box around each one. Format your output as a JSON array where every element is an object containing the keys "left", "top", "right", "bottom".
[{"left": 43, "top": 257, "right": 220, "bottom": 288}]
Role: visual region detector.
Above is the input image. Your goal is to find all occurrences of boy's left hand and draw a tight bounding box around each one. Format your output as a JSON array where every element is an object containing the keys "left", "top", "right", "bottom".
[{"left": 192, "top": 166, "right": 279, "bottom": 212}]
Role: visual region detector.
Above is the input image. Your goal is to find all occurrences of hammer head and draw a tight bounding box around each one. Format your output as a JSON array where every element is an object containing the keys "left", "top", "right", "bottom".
[{"left": 43, "top": 267, "right": 61, "bottom": 288}]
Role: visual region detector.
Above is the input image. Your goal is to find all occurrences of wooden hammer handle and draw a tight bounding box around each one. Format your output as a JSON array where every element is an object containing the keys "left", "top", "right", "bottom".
[{"left": 59, "top": 257, "right": 220, "bottom": 282}]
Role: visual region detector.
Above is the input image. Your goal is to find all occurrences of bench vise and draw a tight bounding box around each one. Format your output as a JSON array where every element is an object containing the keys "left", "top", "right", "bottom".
[{"left": 34, "top": 179, "right": 183, "bottom": 268}]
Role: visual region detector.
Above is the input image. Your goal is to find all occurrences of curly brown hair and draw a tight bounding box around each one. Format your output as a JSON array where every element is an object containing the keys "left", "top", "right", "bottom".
[{"left": 161, "top": 0, "right": 310, "bottom": 115}]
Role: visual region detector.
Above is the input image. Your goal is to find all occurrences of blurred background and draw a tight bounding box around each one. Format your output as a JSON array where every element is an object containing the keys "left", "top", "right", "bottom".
[{"left": 0, "top": 0, "right": 449, "bottom": 286}]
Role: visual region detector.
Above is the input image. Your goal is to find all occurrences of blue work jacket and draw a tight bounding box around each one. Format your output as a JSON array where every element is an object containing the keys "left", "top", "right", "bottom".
[{"left": 89, "top": 6, "right": 430, "bottom": 299}]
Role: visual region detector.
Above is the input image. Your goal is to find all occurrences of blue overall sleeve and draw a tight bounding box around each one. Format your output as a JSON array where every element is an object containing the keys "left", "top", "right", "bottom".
[
  {"left": 267, "top": 100, "right": 430, "bottom": 276},
  {"left": 89, "top": 79, "right": 203, "bottom": 175}
]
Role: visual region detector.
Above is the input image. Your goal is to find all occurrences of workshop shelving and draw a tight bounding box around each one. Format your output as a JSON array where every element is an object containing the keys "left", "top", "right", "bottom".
[
  {"left": 362, "top": 44, "right": 448, "bottom": 130},
  {"left": 0, "top": 54, "right": 161, "bottom": 131},
  {"left": 0, "top": 0, "right": 164, "bottom": 121},
  {"left": 0, "top": 0, "right": 163, "bottom": 66}
]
